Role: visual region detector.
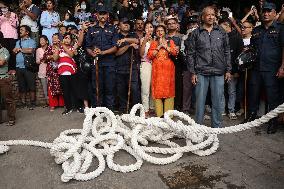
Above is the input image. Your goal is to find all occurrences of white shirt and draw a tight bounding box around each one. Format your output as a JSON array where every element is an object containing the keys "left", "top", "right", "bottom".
[
  {"left": 140, "top": 37, "right": 151, "bottom": 63},
  {"left": 243, "top": 38, "right": 251, "bottom": 46},
  {"left": 20, "top": 4, "right": 39, "bottom": 32}
]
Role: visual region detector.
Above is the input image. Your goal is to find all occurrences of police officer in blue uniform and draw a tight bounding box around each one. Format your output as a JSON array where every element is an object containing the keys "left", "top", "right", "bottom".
[
  {"left": 115, "top": 17, "right": 141, "bottom": 113},
  {"left": 246, "top": 2, "right": 284, "bottom": 134},
  {"left": 85, "top": 6, "right": 118, "bottom": 110}
]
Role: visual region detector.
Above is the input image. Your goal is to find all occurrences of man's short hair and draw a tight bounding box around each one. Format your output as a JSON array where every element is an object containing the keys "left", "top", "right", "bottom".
[{"left": 20, "top": 25, "right": 32, "bottom": 36}]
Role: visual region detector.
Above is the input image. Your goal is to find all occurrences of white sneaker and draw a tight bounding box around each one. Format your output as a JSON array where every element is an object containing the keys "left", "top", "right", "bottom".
[
  {"left": 229, "top": 113, "right": 237, "bottom": 120},
  {"left": 205, "top": 105, "right": 212, "bottom": 113},
  {"left": 204, "top": 115, "right": 211, "bottom": 120},
  {"left": 222, "top": 112, "right": 227, "bottom": 116}
]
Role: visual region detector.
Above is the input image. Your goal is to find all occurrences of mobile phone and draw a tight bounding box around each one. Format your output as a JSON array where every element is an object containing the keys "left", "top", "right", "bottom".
[
  {"left": 251, "top": 5, "right": 256, "bottom": 11},
  {"left": 229, "top": 12, "right": 233, "bottom": 18}
]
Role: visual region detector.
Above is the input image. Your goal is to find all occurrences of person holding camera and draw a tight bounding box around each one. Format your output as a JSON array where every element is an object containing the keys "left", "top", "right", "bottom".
[
  {"left": 19, "top": 0, "right": 41, "bottom": 45},
  {"left": 53, "top": 33, "right": 77, "bottom": 115},
  {"left": 0, "top": 1, "right": 19, "bottom": 73},
  {"left": 140, "top": 21, "right": 155, "bottom": 117},
  {"left": 0, "top": 31, "right": 16, "bottom": 126},
  {"left": 246, "top": 2, "right": 284, "bottom": 134},
  {"left": 74, "top": 0, "right": 91, "bottom": 26},
  {"left": 241, "top": 5, "right": 260, "bottom": 27},
  {"left": 13, "top": 25, "right": 37, "bottom": 110},
  {"left": 148, "top": 0, "right": 167, "bottom": 26},
  {"left": 118, "top": 0, "right": 143, "bottom": 21}
]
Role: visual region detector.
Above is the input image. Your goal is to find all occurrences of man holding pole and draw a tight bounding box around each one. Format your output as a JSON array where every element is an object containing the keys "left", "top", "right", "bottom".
[
  {"left": 86, "top": 6, "right": 118, "bottom": 110},
  {"left": 115, "top": 17, "right": 140, "bottom": 113},
  {"left": 246, "top": 2, "right": 284, "bottom": 134}
]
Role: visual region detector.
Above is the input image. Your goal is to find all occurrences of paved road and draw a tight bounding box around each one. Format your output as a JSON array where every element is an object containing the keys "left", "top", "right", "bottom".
[{"left": 0, "top": 107, "right": 283, "bottom": 189}]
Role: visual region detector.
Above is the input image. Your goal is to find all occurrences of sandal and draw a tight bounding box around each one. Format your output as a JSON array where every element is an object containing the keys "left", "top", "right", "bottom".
[{"left": 6, "top": 120, "right": 15, "bottom": 126}]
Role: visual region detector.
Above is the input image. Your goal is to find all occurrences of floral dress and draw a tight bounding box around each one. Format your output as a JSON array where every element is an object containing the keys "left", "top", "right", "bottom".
[{"left": 42, "top": 45, "right": 63, "bottom": 97}]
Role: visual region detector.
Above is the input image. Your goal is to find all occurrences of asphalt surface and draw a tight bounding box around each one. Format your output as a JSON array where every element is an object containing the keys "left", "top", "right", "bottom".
[{"left": 0, "top": 107, "right": 283, "bottom": 189}]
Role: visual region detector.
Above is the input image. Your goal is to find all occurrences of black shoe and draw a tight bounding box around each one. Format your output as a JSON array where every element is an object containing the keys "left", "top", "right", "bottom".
[
  {"left": 18, "top": 102, "right": 26, "bottom": 109},
  {"left": 62, "top": 109, "right": 73, "bottom": 115},
  {"left": 243, "top": 112, "right": 257, "bottom": 123},
  {"left": 77, "top": 107, "right": 84, "bottom": 114},
  {"left": 267, "top": 121, "right": 278, "bottom": 134},
  {"left": 28, "top": 103, "right": 36, "bottom": 110}
]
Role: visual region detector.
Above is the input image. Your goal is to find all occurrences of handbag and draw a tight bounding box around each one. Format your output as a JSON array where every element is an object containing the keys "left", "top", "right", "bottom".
[
  {"left": 19, "top": 40, "right": 39, "bottom": 73},
  {"left": 76, "top": 47, "right": 92, "bottom": 75}
]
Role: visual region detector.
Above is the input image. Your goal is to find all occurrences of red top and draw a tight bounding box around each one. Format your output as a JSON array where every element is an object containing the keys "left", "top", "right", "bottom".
[{"left": 57, "top": 45, "right": 77, "bottom": 75}]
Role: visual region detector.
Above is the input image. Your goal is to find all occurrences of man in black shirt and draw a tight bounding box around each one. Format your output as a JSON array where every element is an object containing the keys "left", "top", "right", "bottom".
[
  {"left": 115, "top": 17, "right": 141, "bottom": 113},
  {"left": 247, "top": 2, "right": 284, "bottom": 134}
]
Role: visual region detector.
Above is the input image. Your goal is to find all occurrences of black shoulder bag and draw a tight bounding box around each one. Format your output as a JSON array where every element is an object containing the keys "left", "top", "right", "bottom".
[
  {"left": 19, "top": 40, "right": 38, "bottom": 73},
  {"left": 76, "top": 46, "right": 92, "bottom": 75}
]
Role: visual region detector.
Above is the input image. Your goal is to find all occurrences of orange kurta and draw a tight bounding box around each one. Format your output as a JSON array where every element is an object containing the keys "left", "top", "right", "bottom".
[{"left": 147, "top": 40, "right": 177, "bottom": 99}]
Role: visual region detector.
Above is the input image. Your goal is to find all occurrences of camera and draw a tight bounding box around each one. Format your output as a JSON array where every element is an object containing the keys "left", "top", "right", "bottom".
[
  {"left": 155, "top": 11, "right": 161, "bottom": 17},
  {"left": 219, "top": 11, "right": 229, "bottom": 20}
]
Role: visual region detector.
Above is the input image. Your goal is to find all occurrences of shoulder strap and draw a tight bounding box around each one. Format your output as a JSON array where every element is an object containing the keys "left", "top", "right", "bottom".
[{"left": 19, "top": 40, "right": 22, "bottom": 49}]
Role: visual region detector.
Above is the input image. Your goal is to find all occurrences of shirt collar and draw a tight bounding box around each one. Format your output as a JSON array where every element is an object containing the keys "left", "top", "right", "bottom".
[
  {"left": 21, "top": 37, "right": 31, "bottom": 41},
  {"left": 260, "top": 21, "right": 278, "bottom": 30},
  {"left": 199, "top": 24, "right": 220, "bottom": 32},
  {"left": 95, "top": 22, "right": 110, "bottom": 28}
]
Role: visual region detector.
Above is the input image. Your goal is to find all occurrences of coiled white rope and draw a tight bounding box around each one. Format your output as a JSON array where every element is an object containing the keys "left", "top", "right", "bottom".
[{"left": 0, "top": 103, "right": 283, "bottom": 182}]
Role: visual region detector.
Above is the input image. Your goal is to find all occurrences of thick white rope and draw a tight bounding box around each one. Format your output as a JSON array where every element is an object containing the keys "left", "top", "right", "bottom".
[{"left": 0, "top": 103, "right": 283, "bottom": 182}]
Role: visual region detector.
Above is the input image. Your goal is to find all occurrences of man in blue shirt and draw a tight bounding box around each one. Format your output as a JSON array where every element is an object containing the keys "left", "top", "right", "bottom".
[
  {"left": 246, "top": 2, "right": 284, "bottom": 134},
  {"left": 13, "top": 25, "right": 37, "bottom": 110},
  {"left": 85, "top": 6, "right": 118, "bottom": 110}
]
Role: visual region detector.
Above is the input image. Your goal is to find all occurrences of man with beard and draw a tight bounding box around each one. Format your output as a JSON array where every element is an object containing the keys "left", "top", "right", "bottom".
[
  {"left": 134, "top": 17, "right": 144, "bottom": 40},
  {"left": 187, "top": 6, "right": 231, "bottom": 128},
  {"left": 246, "top": 2, "right": 284, "bottom": 134},
  {"left": 115, "top": 17, "right": 140, "bottom": 113},
  {"left": 86, "top": 6, "right": 118, "bottom": 110}
]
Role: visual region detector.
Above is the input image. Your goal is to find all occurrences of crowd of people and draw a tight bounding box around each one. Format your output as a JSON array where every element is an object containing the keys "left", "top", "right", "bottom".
[{"left": 0, "top": 0, "right": 283, "bottom": 134}]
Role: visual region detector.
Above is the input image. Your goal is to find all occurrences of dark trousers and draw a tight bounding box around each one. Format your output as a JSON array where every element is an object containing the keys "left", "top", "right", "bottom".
[
  {"left": 175, "top": 64, "right": 183, "bottom": 110},
  {"left": 59, "top": 75, "right": 76, "bottom": 111},
  {"left": 116, "top": 70, "right": 140, "bottom": 112},
  {"left": 236, "top": 72, "right": 245, "bottom": 110},
  {"left": 91, "top": 65, "right": 116, "bottom": 109},
  {"left": 182, "top": 70, "right": 193, "bottom": 111},
  {"left": 248, "top": 70, "right": 281, "bottom": 113},
  {"left": 2, "top": 38, "right": 17, "bottom": 71},
  {"left": 0, "top": 77, "right": 16, "bottom": 122}
]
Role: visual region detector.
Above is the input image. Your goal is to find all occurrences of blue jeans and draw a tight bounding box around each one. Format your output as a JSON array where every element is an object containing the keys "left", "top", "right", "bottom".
[
  {"left": 195, "top": 74, "right": 224, "bottom": 128},
  {"left": 221, "top": 77, "right": 238, "bottom": 113}
]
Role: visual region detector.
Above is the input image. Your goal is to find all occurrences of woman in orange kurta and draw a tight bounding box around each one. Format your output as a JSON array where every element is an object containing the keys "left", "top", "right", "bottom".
[{"left": 147, "top": 25, "right": 177, "bottom": 117}]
